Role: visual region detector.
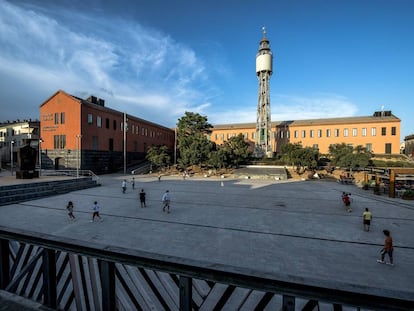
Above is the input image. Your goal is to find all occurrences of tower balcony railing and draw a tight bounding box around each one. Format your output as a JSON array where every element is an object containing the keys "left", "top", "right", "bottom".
[{"left": 0, "top": 226, "right": 412, "bottom": 311}]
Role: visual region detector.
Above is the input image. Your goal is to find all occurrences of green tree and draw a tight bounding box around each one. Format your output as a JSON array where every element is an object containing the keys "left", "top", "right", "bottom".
[
  {"left": 222, "top": 134, "right": 250, "bottom": 167},
  {"left": 280, "top": 142, "right": 319, "bottom": 173},
  {"left": 281, "top": 142, "right": 304, "bottom": 166},
  {"left": 329, "top": 143, "right": 372, "bottom": 168},
  {"left": 146, "top": 145, "right": 171, "bottom": 169},
  {"left": 176, "top": 112, "right": 213, "bottom": 168},
  {"left": 207, "top": 147, "right": 227, "bottom": 169}
]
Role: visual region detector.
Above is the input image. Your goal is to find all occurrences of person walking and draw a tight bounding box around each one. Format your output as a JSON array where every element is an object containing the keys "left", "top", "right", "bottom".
[
  {"left": 122, "top": 179, "right": 127, "bottom": 193},
  {"left": 131, "top": 177, "right": 135, "bottom": 190},
  {"left": 377, "top": 229, "right": 393, "bottom": 266},
  {"left": 162, "top": 190, "right": 171, "bottom": 213},
  {"left": 91, "top": 201, "right": 103, "bottom": 222},
  {"left": 66, "top": 201, "right": 75, "bottom": 220},
  {"left": 139, "top": 189, "right": 146, "bottom": 208},
  {"left": 362, "top": 208, "right": 372, "bottom": 231}
]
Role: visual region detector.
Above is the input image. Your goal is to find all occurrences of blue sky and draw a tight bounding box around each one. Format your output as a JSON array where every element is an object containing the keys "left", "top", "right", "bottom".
[{"left": 0, "top": 0, "right": 413, "bottom": 139}]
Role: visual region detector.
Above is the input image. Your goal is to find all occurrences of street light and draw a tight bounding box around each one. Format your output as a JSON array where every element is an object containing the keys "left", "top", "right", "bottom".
[
  {"left": 76, "top": 134, "right": 82, "bottom": 178},
  {"left": 38, "top": 138, "right": 43, "bottom": 176},
  {"left": 123, "top": 112, "right": 128, "bottom": 175},
  {"left": 10, "top": 140, "right": 14, "bottom": 176}
]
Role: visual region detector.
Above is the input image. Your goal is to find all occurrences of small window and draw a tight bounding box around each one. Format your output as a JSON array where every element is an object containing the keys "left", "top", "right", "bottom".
[
  {"left": 301, "top": 130, "right": 306, "bottom": 138},
  {"left": 334, "top": 129, "right": 339, "bottom": 137},
  {"left": 88, "top": 114, "right": 93, "bottom": 125},
  {"left": 391, "top": 127, "right": 396, "bottom": 136},
  {"left": 362, "top": 128, "right": 367, "bottom": 137},
  {"left": 371, "top": 127, "right": 376, "bottom": 136},
  {"left": 381, "top": 127, "right": 386, "bottom": 136},
  {"left": 310, "top": 130, "right": 314, "bottom": 138},
  {"left": 343, "top": 128, "right": 349, "bottom": 137},
  {"left": 326, "top": 129, "right": 331, "bottom": 137},
  {"left": 106, "top": 118, "right": 110, "bottom": 129},
  {"left": 54, "top": 113, "right": 59, "bottom": 125},
  {"left": 113, "top": 120, "right": 117, "bottom": 130},
  {"left": 317, "top": 129, "right": 322, "bottom": 138},
  {"left": 352, "top": 128, "right": 357, "bottom": 137},
  {"left": 97, "top": 116, "right": 102, "bottom": 128},
  {"left": 60, "top": 112, "right": 65, "bottom": 124}
]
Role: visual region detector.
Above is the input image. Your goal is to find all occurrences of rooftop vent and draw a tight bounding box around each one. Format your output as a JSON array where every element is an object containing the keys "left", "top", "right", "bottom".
[
  {"left": 86, "top": 95, "right": 105, "bottom": 106},
  {"left": 373, "top": 111, "right": 392, "bottom": 117}
]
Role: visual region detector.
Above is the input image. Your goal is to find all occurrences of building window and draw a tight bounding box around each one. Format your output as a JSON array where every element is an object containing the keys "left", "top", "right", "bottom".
[
  {"left": 92, "top": 136, "right": 98, "bottom": 150},
  {"left": 106, "top": 118, "right": 110, "bottom": 129},
  {"left": 54, "top": 113, "right": 59, "bottom": 125},
  {"left": 334, "top": 129, "right": 339, "bottom": 137},
  {"left": 301, "top": 130, "right": 306, "bottom": 138},
  {"left": 391, "top": 127, "right": 396, "bottom": 136},
  {"left": 60, "top": 112, "right": 65, "bottom": 124},
  {"left": 54, "top": 135, "right": 59, "bottom": 149},
  {"left": 381, "top": 127, "right": 386, "bottom": 136},
  {"left": 343, "top": 128, "right": 348, "bottom": 137},
  {"left": 317, "top": 129, "right": 322, "bottom": 138},
  {"left": 371, "top": 127, "right": 376, "bottom": 136},
  {"left": 53, "top": 135, "right": 66, "bottom": 149},
  {"left": 312, "top": 144, "right": 318, "bottom": 149},
  {"left": 109, "top": 138, "right": 114, "bottom": 151},
  {"left": 366, "top": 143, "right": 372, "bottom": 152},
  {"left": 244, "top": 132, "right": 248, "bottom": 139},
  {"left": 294, "top": 130, "right": 298, "bottom": 138},
  {"left": 113, "top": 120, "right": 117, "bottom": 130},
  {"left": 362, "top": 128, "right": 367, "bottom": 137},
  {"left": 286, "top": 130, "right": 290, "bottom": 138},
  {"left": 310, "top": 130, "right": 314, "bottom": 138},
  {"left": 385, "top": 143, "right": 391, "bottom": 154},
  {"left": 352, "top": 128, "right": 357, "bottom": 137},
  {"left": 326, "top": 129, "right": 331, "bottom": 137},
  {"left": 97, "top": 116, "right": 102, "bottom": 128},
  {"left": 88, "top": 114, "right": 93, "bottom": 125}
]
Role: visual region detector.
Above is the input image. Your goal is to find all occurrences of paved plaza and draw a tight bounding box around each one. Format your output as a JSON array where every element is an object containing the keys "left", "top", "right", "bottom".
[{"left": 1, "top": 173, "right": 414, "bottom": 306}]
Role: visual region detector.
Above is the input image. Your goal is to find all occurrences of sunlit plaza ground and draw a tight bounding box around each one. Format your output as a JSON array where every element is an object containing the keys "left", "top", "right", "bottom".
[{"left": 1, "top": 173, "right": 414, "bottom": 307}]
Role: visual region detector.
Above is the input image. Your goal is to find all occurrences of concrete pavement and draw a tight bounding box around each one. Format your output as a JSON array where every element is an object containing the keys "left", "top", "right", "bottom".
[{"left": 1, "top": 173, "right": 414, "bottom": 305}]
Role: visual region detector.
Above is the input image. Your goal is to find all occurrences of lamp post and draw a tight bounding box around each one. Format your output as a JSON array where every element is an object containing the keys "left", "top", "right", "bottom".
[
  {"left": 10, "top": 140, "right": 14, "bottom": 176},
  {"left": 123, "top": 112, "right": 127, "bottom": 175},
  {"left": 38, "top": 138, "right": 43, "bottom": 176},
  {"left": 76, "top": 134, "right": 82, "bottom": 178}
]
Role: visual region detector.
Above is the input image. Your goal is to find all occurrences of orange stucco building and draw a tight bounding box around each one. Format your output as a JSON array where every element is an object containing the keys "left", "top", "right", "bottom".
[
  {"left": 210, "top": 111, "right": 401, "bottom": 155},
  {"left": 40, "top": 90, "right": 174, "bottom": 173}
]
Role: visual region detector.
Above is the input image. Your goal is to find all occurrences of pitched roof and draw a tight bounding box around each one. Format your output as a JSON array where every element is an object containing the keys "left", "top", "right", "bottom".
[{"left": 212, "top": 114, "right": 400, "bottom": 130}]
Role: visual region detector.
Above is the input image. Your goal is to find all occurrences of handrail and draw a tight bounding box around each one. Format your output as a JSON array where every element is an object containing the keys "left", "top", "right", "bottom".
[
  {"left": 42, "top": 169, "right": 100, "bottom": 184},
  {"left": 0, "top": 226, "right": 412, "bottom": 311}
]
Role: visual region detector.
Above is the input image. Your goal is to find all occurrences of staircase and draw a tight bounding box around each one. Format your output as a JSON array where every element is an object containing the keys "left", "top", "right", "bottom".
[{"left": 0, "top": 177, "right": 100, "bottom": 206}]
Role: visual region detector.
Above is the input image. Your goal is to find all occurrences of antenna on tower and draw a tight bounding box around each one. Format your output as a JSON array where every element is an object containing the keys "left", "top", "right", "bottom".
[{"left": 262, "top": 26, "right": 267, "bottom": 36}]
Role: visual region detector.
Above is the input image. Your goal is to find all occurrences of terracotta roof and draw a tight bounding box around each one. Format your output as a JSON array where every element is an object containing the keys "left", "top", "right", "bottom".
[{"left": 212, "top": 114, "right": 400, "bottom": 130}]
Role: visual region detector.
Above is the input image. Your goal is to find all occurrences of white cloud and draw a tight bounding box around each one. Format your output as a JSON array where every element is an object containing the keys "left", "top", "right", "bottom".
[
  {"left": 0, "top": 0, "right": 214, "bottom": 125},
  {"left": 208, "top": 93, "right": 359, "bottom": 125}
]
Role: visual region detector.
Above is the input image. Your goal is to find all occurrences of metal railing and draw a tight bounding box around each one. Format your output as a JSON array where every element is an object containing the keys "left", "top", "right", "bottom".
[
  {"left": 42, "top": 169, "right": 100, "bottom": 184},
  {"left": 0, "top": 226, "right": 412, "bottom": 311}
]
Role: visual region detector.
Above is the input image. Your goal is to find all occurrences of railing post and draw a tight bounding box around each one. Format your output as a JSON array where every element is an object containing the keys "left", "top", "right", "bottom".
[
  {"left": 282, "top": 295, "right": 295, "bottom": 311},
  {"left": 0, "top": 239, "right": 10, "bottom": 289},
  {"left": 179, "top": 276, "right": 192, "bottom": 311},
  {"left": 42, "top": 248, "right": 57, "bottom": 308},
  {"left": 100, "top": 260, "right": 115, "bottom": 311}
]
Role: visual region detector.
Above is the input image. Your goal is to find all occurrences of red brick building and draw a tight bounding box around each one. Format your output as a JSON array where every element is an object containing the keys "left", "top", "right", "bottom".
[{"left": 39, "top": 90, "right": 175, "bottom": 173}]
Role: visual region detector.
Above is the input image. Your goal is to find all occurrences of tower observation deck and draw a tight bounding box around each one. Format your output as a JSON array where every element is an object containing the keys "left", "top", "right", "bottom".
[{"left": 255, "top": 27, "right": 273, "bottom": 157}]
